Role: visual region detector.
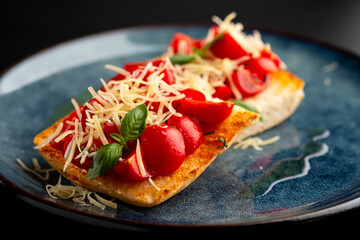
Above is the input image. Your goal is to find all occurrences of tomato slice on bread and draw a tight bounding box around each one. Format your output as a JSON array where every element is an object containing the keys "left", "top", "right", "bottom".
[
  {"left": 140, "top": 125, "right": 186, "bottom": 176},
  {"left": 209, "top": 31, "right": 248, "bottom": 59},
  {"left": 179, "top": 99, "right": 234, "bottom": 125},
  {"left": 167, "top": 114, "right": 204, "bottom": 155},
  {"left": 113, "top": 151, "right": 149, "bottom": 181}
]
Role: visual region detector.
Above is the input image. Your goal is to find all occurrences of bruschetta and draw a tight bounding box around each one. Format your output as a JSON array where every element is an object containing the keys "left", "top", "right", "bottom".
[{"left": 34, "top": 60, "right": 259, "bottom": 206}]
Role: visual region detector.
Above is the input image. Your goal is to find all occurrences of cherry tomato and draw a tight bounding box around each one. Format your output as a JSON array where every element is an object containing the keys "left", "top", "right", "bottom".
[
  {"left": 113, "top": 150, "right": 149, "bottom": 181},
  {"left": 110, "top": 73, "right": 126, "bottom": 81},
  {"left": 53, "top": 134, "right": 92, "bottom": 170},
  {"left": 260, "top": 49, "right": 281, "bottom": 68},
  {"left": 49, "top": 130, "right": 71, "bottom": 151},
  {"left": 103, "top": 121, "right": 120, "bottom": 142},
  {"left": 140, "top": 125, "right": 185, "bottom": 176},
  {"left": 80, "top": 98, "right": 102, "bottom": 130},
  {"left": 244, "top": 57, "right": 277, "bottom": 80},
  {"left": 232, "top": 70, "right": 268, "bottom": 98},
  {"left": 180, "top": 88, "right": 206, "bottom": 101},
  {"left": 172, "top": 88, "right": 206, "bottom": 110},
  {"left": 180, "top": 99, "right": 234, "bottom": 125},
  {"left": 169, "top": 33, "right": 202, "bottom": 55},
  {"left": 212, "top": 85, "right": 234, "bottom": 100},
  {"left": 167, "top": 114, "right": 204, "bottom": 155},
  {"left": 49, "top": 111, "right": 80, "bottom": 151},
  {"left": 209, "top": 32, "right": 248, "bottom": 59}
]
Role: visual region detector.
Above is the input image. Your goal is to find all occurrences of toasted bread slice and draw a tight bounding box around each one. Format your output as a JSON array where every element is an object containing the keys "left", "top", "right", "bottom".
[
  {"left": 34, "top": 105, "right": 259, "bottom": 207},
  {"left": 239, "top": 69, "right": 305, "bottom": 139}
]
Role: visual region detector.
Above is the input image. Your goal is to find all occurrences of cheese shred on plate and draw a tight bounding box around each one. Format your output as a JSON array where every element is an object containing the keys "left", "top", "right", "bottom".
[
  {"left": 17, "top": 158, "right": 117, "bottom": 209},
  {"left": 233, "top": 136, "right": 280, "bottom": 151}
]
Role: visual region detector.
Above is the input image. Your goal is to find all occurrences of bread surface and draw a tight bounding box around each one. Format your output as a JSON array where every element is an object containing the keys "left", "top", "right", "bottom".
[
  {"left": 34, "top": 105, "right": 258, "bottom": 207},
  {"left": 240, "top": 69, "right": 305, "bottom": 139}
]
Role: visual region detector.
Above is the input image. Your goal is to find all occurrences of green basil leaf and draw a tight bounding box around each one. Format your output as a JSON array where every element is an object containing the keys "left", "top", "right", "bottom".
[
  {"left": 192, "top": 47, "right": 203, "bottom": 58},
  {"left": 193, "top": 32, "right": 224, "bottom": 58},
  {"left": 201, "top": 32, "right": 225, "bottom": 55},
  {"left": 109, "top": 133, "right": 130, "bottom": 151},
  {"left": 170, "top": 54, "right": 196, "bottom": 65},
  {"left": 109, "top": 133, "right": 126, "bottom": 145},
  {"left": 231, "top": 100, "right": 263, "bottom": 122},
  {"left": 121, "top": 104, "right": 148, "bottom": 141},
  {"left": 87, "top": 143, "right": 123, "bottom": 179},
  {"left": 217, "top": 137, "right": 228, "bottom": 148}
]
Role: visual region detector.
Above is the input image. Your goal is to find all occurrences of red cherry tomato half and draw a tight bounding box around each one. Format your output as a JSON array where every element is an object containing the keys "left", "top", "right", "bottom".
[
  {"left": 54, "top": 134, "right": 92, "bottom": 170},
  {"left": 80, "top": 98, "right": 102, "bottom": 130},
  {"left": 210, "top": 32, "right": 248, "bottom": 60},
  {"left": 232, "top": 70, "right": 268, "bottom": 98},
  {"left": 113, "top": 150, "right": 149, "bottom": 181},
  {"left": 167, "top": 114, "right": 204, "bottom": 155},
  {"left": 103, "top": 121, "right": 120, "bottom": 142},
  {"left": 244, "top": 57, "right": 277, "bottom": 80},
  {"left": 212, "top": 85, "right": 234, "bottom": 100},
  {"left": 71, "top": 157, "right": 93, "bottom": 170},
  {"left": 180, "top": 88, "right": 206, "bottom": 101},
  {"left": 172, "top": 88, "right": 206, "bottom": 110},
  {"left": 140, "top": 125, "right": 185, "bottom": 176},
  {"left": 49, "top": 113, "right": 79, "bottom": 151},
  {"left": 169, "top": 33, "right": 204, "bottom": 55},
  {"left": 260, "top": 49, "right": 281, "bottom": 68},
  {"left": 180, "top": 100, "right": 234, "bottom": 125},
  {"left": 110, "top": 73, "right": 127, "bottom": 81}
]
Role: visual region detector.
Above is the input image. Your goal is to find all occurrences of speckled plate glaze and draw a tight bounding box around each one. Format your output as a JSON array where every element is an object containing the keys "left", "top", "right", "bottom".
[{"left": 1, "top": 25, "right": 359, "bottom": 230}]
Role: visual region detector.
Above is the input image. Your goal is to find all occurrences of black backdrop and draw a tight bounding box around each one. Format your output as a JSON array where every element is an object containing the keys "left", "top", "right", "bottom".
[{"left": 1, "top": 0, "right": 359, "bottom": 235}]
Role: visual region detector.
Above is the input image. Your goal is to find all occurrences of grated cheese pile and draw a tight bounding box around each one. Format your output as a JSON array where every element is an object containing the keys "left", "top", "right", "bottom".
[
  {"left": 165, "top": 12, "right": 276, "bottom": 100},
  {"left": 36, "top": 60, "right": 187, "bottom": 171}
]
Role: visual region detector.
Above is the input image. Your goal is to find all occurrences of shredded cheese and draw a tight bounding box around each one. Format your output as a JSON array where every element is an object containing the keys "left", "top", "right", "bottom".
[
  {"left": 135, "top": 139, "right": 147, "bottom": 178},
  {"left": 17, "top": 158, "right": 117, "bottom": 209},
  {"left": 46, "top": 175, "right": 117, "bottom": 209},
  {"left": 17, "top": 158, "right": 55, "bottom": 180},
  {"left": 163, "top": 12, "right": 280, "bottom": 100},
  {"left": 37, "top": 56, "right": 187, "bottom": 171},
  {"left": 34, "top": 122, "right": 63, "bottom": 149},
  {"left": 233, "top": 136, "right": 280, "bottom": 151}
]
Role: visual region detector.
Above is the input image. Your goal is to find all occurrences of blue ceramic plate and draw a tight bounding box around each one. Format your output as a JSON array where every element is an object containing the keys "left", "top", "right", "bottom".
[{"left": 1, "top": 25, "right": 360, "bottom": 230}]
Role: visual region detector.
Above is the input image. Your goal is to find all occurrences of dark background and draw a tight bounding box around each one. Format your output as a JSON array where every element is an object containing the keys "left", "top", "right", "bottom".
[{"left": 1, "top": 0, "right": 359, "bottom": 235}]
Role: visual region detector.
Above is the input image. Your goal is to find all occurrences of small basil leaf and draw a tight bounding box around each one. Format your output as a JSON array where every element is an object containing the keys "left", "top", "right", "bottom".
[
  {"left": 121, "top": 104, "right": 148, "bottom": 141},
  {"left": 87, "top": 143, "right": 123, "bottom": 179},
  {"left": 201, "top": 32, "right": 224, "bottom": 55},
  {"left": 109, "top": 133, "right": 126, "bottom": 145},
  {"left": 217, "top": 137, "right": 228, "bottom": 148},
  {"left": 109, "top": 133, "right": 130, "bottom": 151},
  {"left": 170, "top": 54, "right": 196, "bottom": 65},
  {"left": 231, "top": 100, "right": 263, "bottom": 122}
]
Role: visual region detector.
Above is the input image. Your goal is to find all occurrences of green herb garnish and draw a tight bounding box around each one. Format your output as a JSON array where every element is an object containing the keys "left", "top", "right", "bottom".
[
  {"left": 87, "top": 104, "right": 148, "bottom": 179},
  {"left": 217, "top": 137, "right": 228, "bottom": 149},
  {"left": 231, "top": 100, "right": 263, "bottom": 122},
  {"left": 203, "top": 131, "right": 215, "bottom": 136},
  {"left": 194, "top": 32, "right": 224, "bottom": 58},
  {"left": 169, "top": 54, "right": 196, "bottom": 65},
  {"left": 169, "top": 32, "right": 225, "bottom": 66}
]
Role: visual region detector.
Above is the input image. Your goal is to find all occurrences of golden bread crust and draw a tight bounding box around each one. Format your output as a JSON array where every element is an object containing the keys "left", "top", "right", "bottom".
[{"left": 34, "top": 106, "right": 258, "bottom": 207}]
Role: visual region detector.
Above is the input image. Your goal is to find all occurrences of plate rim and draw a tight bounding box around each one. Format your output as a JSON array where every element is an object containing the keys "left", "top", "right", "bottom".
[{"left": 1, "top": 23, "right": 360, "bottom": 229}]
